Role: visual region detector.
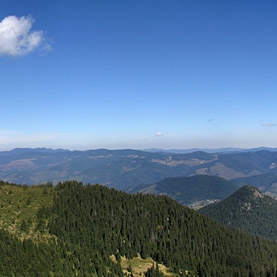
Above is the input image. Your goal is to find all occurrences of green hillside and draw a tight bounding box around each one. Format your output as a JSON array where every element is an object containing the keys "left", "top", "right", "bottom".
[
  {"left": 199, "top": 185, "right": 277, "bottom": 240},
  {"left": 0, "top": 181, "right": 55, "bottom": 241},
  {"left": 2, "top": 181, "right": 277, "bottom": 276},
  {"left": 130, "top": 175, "right": 239, "bottom": 206}
]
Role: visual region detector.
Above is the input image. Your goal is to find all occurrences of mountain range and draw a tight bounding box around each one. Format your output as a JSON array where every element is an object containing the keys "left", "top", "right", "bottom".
[
  {"left": 1, "top": 148, "right": 277, "bottom": 194},
  {"left": 146, "top": 147, "right": 277, "bottom": 154}
]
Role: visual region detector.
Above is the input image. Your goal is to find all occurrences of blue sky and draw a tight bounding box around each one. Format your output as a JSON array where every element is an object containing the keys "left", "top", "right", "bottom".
[{"left": 0, "top": 0, "right": 276, "bottom": 150}]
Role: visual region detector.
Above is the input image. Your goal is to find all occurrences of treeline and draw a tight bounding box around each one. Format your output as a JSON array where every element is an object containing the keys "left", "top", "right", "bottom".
[{"left": 1, "top": 181, "right": 277, "bottom": 276}]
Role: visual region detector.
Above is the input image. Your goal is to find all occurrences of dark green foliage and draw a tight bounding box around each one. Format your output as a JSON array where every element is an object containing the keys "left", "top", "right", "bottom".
[
  {"left": 49, "top": 181, "right": 277, "bottom": 276},
  {"left": 144, "top": 263, "right": 164, "bottom": 277},
  {"left": 20, "top": 219, "right": 28, "bottom": 232},
  {"left": 2, "top": 181, "right": 277, "bottom": 276},
  {"left": 131, "top": 175, "right": 238, "bottom": 205},
  {"left": 0, "top": 229, "right": 63, "bottom": 276},
  {"left": 199, "top": 185, "right": 277, "bottom": 240}
]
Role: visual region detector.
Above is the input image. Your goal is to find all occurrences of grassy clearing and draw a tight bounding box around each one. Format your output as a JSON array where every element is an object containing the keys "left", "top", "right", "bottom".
[
  {"left": 111, "top": 254, "right": 179, "bottom": 276},
  {"left": 0, "top": 183, "right": 55, "bottom": 241}
]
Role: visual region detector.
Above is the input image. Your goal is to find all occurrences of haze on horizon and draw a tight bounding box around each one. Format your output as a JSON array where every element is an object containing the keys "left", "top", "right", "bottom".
[{"left": 1, "top": 1, "right": 276, "bottom": 151}]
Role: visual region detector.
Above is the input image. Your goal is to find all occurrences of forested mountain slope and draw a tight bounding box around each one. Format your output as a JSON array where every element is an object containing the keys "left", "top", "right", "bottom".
[
  {"left": 129, "top": 175, "right": 239, "bottom": 206},
  {"left": 199, "top": 185, "right": 277, "bottom": 240},
  {"left": 1, "top": 181, "right": 277, "bottom": 276}
]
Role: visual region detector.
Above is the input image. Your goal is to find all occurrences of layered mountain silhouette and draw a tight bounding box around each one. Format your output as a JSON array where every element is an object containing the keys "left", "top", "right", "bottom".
[{"left": 1, "top": 148, "right": 277, "bottom": 193}]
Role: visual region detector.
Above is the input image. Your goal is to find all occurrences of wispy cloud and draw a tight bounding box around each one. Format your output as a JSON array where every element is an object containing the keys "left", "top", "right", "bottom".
[
  {"left": 0, "top": 15, "right": 51, "bottom": 57},
  {"left": 261, "top": 123, "right": 276, "bottom": 127},
  {"left": 260, "top": 121, "right": 276, "bottom": 127},
  {"left": 155, "top": 131, "right": 163, "bottom": 137}
]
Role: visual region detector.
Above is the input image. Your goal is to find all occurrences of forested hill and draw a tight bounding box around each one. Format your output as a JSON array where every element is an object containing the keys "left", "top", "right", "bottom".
[
  {"left": 129, "top": 175, "right": 239, "bottom": 206},
  {"left": 199, "top": 185, "right": 277, "bottom": 240},
  {"left": 2, "top": 181, "right": 277, "bottom": 276}
]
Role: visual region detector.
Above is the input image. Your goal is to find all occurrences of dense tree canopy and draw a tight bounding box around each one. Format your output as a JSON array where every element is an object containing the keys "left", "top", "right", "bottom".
[{"left": 1, "top": 180, "right": 277, "bottom": 276}]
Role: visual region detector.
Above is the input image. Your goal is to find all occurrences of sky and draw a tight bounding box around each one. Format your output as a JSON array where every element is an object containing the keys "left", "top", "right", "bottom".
[{"left": 0, "top": 0, "right": 277, "bottom": 151}]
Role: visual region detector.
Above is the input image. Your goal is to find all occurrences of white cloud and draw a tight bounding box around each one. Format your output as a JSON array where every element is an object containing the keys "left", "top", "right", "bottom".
[
  {"left": 155, "top": 131, "right": 163, "bottom": 137},
  {"left": 0, "top": 15, "right": 50, "bottom": 56}
]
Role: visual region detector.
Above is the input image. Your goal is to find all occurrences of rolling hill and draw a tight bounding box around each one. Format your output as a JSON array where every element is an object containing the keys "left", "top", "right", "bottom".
[
  {"left": 199, "top": 185, "right": 277, "bottom": 240},
  {"left": 129, "top": 175, "right": 239, "bottom": 207}
]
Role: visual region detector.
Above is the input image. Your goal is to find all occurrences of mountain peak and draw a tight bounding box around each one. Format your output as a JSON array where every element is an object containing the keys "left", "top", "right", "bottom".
[
  {"left": 199, "top": 185, "right": 277, "bottom": 240},
  {"left": 232, "top": 185, "right": 264, "bottom": 203},
  {"left": 238, "top": 185, "right": 263, "bottom": 198}
]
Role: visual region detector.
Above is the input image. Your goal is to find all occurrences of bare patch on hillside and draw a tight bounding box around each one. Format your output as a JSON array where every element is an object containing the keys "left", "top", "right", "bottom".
[
  {"left": 138, "top": 185, "right": 158, "bottom": 194},
  {"left": 197, "top": 163, "right": 261, "bottom": 180},
  {"left": 0, "top": 159, "right": 38, "bottom": 171},
  {"left": 110, "top": 254, "right": 178, "bottom": 276},
  {"left": 151, "top": 156, "right": 214, "bottom": 167}
]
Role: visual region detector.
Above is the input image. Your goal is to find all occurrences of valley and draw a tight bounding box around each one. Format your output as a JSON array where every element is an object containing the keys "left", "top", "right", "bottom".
[{"left": 1, "top": 148, "right": 277, "bottom": 275}]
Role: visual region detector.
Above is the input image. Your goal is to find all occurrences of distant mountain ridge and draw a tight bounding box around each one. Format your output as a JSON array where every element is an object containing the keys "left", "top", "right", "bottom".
[
  {"left": 145, "top": 147, "right": 277, "bottom": 154},
  {"left": 232, "top": 173, "right": 277, "bottom": 198},
  {"left": 0, "top": 148, "right": 277, "bottom": 193}
]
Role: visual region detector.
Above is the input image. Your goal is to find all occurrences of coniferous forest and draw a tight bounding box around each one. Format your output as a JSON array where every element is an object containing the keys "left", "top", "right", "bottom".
[{"left": 1, "top": 181, "right": 277, "bottom": 276}]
